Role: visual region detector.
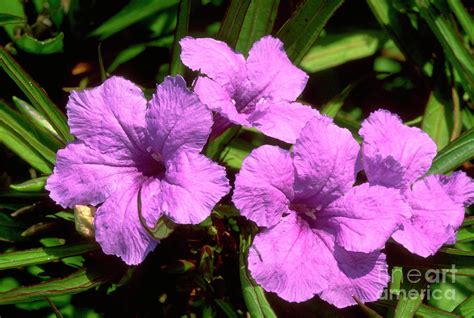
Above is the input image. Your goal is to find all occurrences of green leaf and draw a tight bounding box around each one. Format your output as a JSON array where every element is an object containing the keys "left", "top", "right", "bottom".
[
  {"left": 0, "top": 13, "right": 25, "bottom": 26},
  {"left": 10, "top": 176, "right": 47, "bottom": 192},
  {"left": 0, "top": 268, "right": 109, "bottom": 304},
  {"left": 0, "top": 102, "right": 56, "bottom": 164},
  {"left": 170, "top": 0, "right": 190, "bottom": 76},
  {"left": 204, "top": 126, "right": 241, "bottom": 161},
  {"left": 0, "top": 213, "right": 28, "bottom": 243},
  {"left": 321, "top": 82, "right": 358, "bottom": 118},
  {"left": 217, "top": 0, "right": 251, "bottom": 48},
  {"left": 0, "top": 124, "right": 52, "bottom": 174},
  {"left": 429, "top": 128, "right": 474, "bottom": 174},
  {"left": 394, "top": 285, "right": 423, "bottom": 318},
  {"left": 0, "top": 242, "right": 98, "bottom": 270},
  {"left": 0, "top": 47, "right": 71, "bottom": 142},
  {"left": 235, "top": 0, "right": 280, "bottom": 53},
  {"left": 15, "top": 32, "right": 64, "bottom": 55},
  {"left": 239, "top": 234, "right": 276, "bottom": 318},
  {"left": 300, "top": 30, "right": 388, "bottom": 73},
  {"left": 454, "top": 295, "right": 474, "bottom": 317},
  {"left": 90, "top": 0, "right": 179, "bottom": 40},
  {"left": 447, "top": 0, "right": 474, "bottom": 44},
  {"left": 422, "top": 90, "right": 453, "bottom": 150},
  {"left": 215, "top": 299, "right": 239, "bottom": 318},
  {"left": 276, "top": 0, "right": 344, "bottom": 64},
  {"left": 0, "top": 0, "right": 26, "bottom": 38},
  {"left": 415, "top": 0, "right": 474, "bottom": 98},
  {"left": 138, "top": 187, "right": 176, "bottom": 240}
]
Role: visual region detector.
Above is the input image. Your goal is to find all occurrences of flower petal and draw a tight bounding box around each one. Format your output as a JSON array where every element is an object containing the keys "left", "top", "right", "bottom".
[
  {"left": 233, "top": 145, "right": 294, "bottom": 227},
  {"left": 67, "top": 76, "right": 148, "bottom": 159},
  {"left": 360, "top": 109, "right": 437, "bottom": 189},
  {"left": 246, "top": 36, "right": 308, "bottom": 102},
  {"left": 153, "top": 152, "right": 229, "bottom": 225},
  {"left": 393, "top": 173, "right": 472, "bottom": 257},
  {"left": 180, "top": 37, "right": 246, "bottom": 90},
  {"left": 293, "top": 116, "right": 359, "bottom": 207},
  {"left": 194, "top": 76, "right": 249, "bottom": 126},
  {"left": 146, "top": 76, "right": 213, "bottom": 160},
  {"left": 318, "top": 232, "right": 390, "bottom": 308},
  {"left": 248, "top": 100, "right": 320, "bottom": 144},
  {"left": 94, "top": 178, "right": 159, "bottom": 265},
  {"left": 248, "top": 213, "right": 331, "bottom": 302},
  {"left": 46, "top": 142, "right": 139, "bottom": 208},
  {"left": 320, "top": 183, "right": 411, "bottom": 253}
]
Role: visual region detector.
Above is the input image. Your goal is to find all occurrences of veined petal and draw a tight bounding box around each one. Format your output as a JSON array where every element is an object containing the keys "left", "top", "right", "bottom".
[
  {"left": 320, "top": 183, "right": 411, "bottom": 253},
  {"left": 246, "top": 36, "right": 308, "bottom": 102},
  {"left": 46, "top": 142, "right": 139, "bottom": 209},
  {"left": 293, "top": 116, "right": 359, "bottom": 207},
  {"left": 360, "top": 109, "right": 437, "bottom": 189},
  {"left": 154, "top": 152, "right": 229, "bottom": 225},
  {"left": 94, "top": 178, "right": 159, "bottom": 265},
  {"left": 393, "top": 173, "right": 472, "bottom": 257},
  {"left": 146, "top": 76, "right": 213, "bottom": 160},
  {"left": 67, "top": 76, "right": 148, "bottom": 159},
  {"left": 233, "top": 145, "right": 294, "bottom": 228},
  {"left": 180, "top": 37, "right": 246, "bottom": 90},
  {"left": 248, "top": 100, "right": 320, "bottom": 144}
]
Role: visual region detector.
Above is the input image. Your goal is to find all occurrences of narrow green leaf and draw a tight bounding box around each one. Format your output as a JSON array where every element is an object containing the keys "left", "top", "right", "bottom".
[
  {"left": 439, "top": 247, "right": 474, "bottom": 256},
  {"left": 10, "top": 176, "right": 47, "bottom": 192},
  {"left": 447, "top": 0, "right": 474, "bottom": 44},
  {"left": 0, "top": 124, "right": 52, "bottom": 174},
  {"left": 90, "top": 0, "right": 179, "bottom": 40},
  {"left": 217, "top": 0, "right": 251, "bottom": 48},
  {"left": 422, "top": 90, "right": 453, "bottom": 150},
  {"left": 354, "top": 297, "right": 383, "bottom": 318},
  {"left": 170, "top": 0, "right": 190, "bottom": 76},
  {"left": 394, "top": 286, "right": 423, "bottom": 318},
  {"left": 138, "top": 187, "right": 176, "bottom": 240},
  {"left": 235, "top": 0, "right": 280, "bottom": 53},
  {"left": 0, "top": 0, "right": 26, "bottom": 38},
  {"left": 276, "top": 0, "right": 344, "bottom": 64},
  {"left": 300, "top": 31, "right": 388, "bottom": 73},
  {"left": 0, "top": 47, "right": 71, "bottom": 142},
  {"left": 15, "top": 32, "right": 64, "bottom": 55},
  {"left": 0, "top": 102, "right": 56, "bottom": 164},
  {"left": 0, "top": 213, "right": 28, "bottom": 243},
  {"left": 454, "top": 295, "right": 474, "bottom": 317},
  {"left": 204, "top": 126, "right": 241, "bottom": 161},
  {"left": 239, "top": 235, "right": 277, "bottom": 318},
  {"left": 215, "top": 299, "right": 239, "bottom": 318},
  {"left": 107, "top": 44, "right": 146, "bottom": 73},
  {"left": 0, "top": 268, "right": 109, "bottom": 304},
  {"left": 98, "top": 43, "right": 106, "bottom": 82},
  {"left": 0, "top": 242, "right": 98, "bottom": 270},
  {"left": 415, "top": 0, "right": 474, "bottom": 98},
  {"left": 416, "top": 304, "right": 462, "bottom": 317},
  {"left": 0, "top": 13, "right": 25, "bottom": 25},
  {"left": 321, "top": 82, "right": 358, "bottom": 118},
  {"left": 429, "top": 128, "right": 474, "bottom": 174}
]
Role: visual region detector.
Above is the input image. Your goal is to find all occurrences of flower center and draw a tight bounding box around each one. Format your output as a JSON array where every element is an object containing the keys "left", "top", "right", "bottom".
[
  {"left": 289, "top": 202, "right": 324, "bottom": 225},
  {"left": 136, "top": 147, "right": 166, "bottom": 178}
]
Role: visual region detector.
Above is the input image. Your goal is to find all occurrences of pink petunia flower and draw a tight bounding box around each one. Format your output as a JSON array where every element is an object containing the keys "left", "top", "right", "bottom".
[
  {"left": 233, "top": 116, "right": 410, "bottom": 308},
  {"left": 47, "top": 76, "right": 229, "bottom": 265},
  {"left": 360, "top": 109, "right": 474, "bottom": 257},
  {"left": 180, "top": 35, "right": 318, "bottom": 143}
]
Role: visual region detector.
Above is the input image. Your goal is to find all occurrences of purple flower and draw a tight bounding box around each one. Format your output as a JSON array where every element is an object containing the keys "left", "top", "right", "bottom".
[
  {"left": 233, "top": 116, "right": 410, "bottom": 307},
  {"left": 360, "top": 110, "right": 474, "bottom": 257},
  {"left": 180, "top": 35, "right": 318, "bottom": 143},
  {"left": 46, "top": 76, "right": 229, "bottom": 265}
]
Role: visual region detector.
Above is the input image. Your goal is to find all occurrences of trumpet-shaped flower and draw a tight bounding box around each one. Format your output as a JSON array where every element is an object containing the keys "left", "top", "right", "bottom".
[
  {"left": 360, "top": 110, "right": 474, "bottom": 257},
  {"left": 180, "top": 35, "right": 317, "bottom": 143},
  {"left": 47, "top": 76, "right": 229, "bottom": 265},
  {"left": 233, "top": 116, "right": 410, "bottom": 307}
]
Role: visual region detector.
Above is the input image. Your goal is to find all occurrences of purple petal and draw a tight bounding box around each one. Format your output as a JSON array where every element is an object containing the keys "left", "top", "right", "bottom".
[
  {"left": 248, "top": 213, "right": 331, "bottom": 302},
  {"left": 246, "top": 36, "right": 308, "bottom": 102},
  {"left": 318, "top": 232, "right": 390, "bottom": 308},
  {"left": 146, "top": 76, "right": 213, "bottom": 160},
  {"left": 360, "top": 110, "right": 437, "bottom": 189},
  {"left": 293, "top": 116, "right": 359, "bottom": 207},
  {"left": 248, "top": 100, "right": 320, "bottom": 144},
  {"left": 194, "top": 76, "right": 249, "bottom": 126},
  {"left": 67, "top": 76, "right": 148, "bottom": 159},
  {"left": 319, "top": 183, "right": 411, "bottom": 253},
  {"left": 153, "top": 152, "right": 229, "bottom": 225},
  {"left": 46, "top": 142, "right": 139, "bottom": 208},
  {"left": 94, "top": 178, "right": 159, "bottom": 265},
  {"left": 233, "top": 145, "right": 294, "bottom": 227},
  {"left": 180, "top": 37, "right": 246, "bottom": 90},
  {"left": 393, "top": 173, "right": 471, "bottom": 257}
]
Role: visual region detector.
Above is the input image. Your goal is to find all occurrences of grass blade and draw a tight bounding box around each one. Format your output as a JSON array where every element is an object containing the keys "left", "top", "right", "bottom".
[
  {"left": 0, "top": 13, "right": 25, "bottom": 26},
  {"left": 276, "top": 0, "right": 344, "bottom": 64},
  {"left": 10, "top": 176, "right": 47, "bottom": 192},
  {"left": 429, "top": 128, "right": 474, "bottom": 174},
  {"left": 217, "top": 0, "right": 251, "bottom": 48},
  {"left": 235, "top": 0, "right": 280, "bottom": 53},
  {"left": 447, "top": 0, "right": 474, "bottom": 44},
  {"left": 0, "top": 47, "right": 71, "bottom": 142},
  {"left": 170, "top": 0, "right": 190, "bottom": 76}
]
